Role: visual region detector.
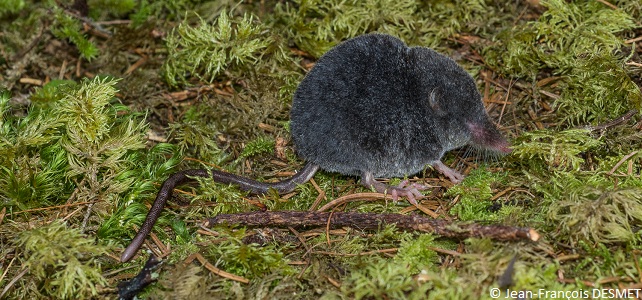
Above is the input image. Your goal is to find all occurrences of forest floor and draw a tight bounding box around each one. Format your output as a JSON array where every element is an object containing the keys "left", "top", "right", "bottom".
[{"left": 1, "top": 0, "right": 642, "bottom": 299}]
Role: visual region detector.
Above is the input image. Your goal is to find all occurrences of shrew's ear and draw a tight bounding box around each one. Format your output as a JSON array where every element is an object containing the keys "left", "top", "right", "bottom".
[{"left": 429, "top": 88, "right": 447, "bottom": 116}]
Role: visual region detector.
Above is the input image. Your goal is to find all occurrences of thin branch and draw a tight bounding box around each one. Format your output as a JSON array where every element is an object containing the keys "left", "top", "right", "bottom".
[
  {"left": 317, "top": 192, "right": 393, "bottom": 212},
  {"left": 183, "top": 253, "right": 250, "bottom": 284},
  {"left": 204, "top": 211, "right": 540, "bottom": 242},
  {"left": 0, "top": 268, "right": 29, "bottom": 299},
  {"left": 583, "top": 109, "right": 637, "bottom": 132}
]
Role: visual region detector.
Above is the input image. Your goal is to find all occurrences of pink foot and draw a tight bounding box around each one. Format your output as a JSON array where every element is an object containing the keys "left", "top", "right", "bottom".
[
  {"left": 432, "top": 161, "right": 465, "bottom": 183},
  {"left": 361, "top": 172, "right": 427, "bottom": 205}
]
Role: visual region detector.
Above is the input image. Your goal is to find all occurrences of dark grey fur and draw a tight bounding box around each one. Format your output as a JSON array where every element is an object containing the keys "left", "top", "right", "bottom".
[{"left": 291, "top": 33, "right": 508, "bottom": 178}]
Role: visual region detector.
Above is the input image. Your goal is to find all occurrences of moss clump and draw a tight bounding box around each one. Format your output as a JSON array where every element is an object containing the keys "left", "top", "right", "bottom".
[
  {"left": 0, "top": 91, "right": 69, "bottom": 208},
  {"left": 163, "top": 9, "right": 288, "bottom": 87},
  {"left": 190, "top": 174, "right": 250, "bottom": 215},
  {"left": 555, "top": 53, "right": 642, "bottom": 125},
  {"left": 204, "top": 229, "right": 295, "bottom": 279},
  {"left": 485, "top": 0, "right": 636, "bottom": 77},
  {"left": 393, "top": 234, "right": 444, "bottom": 274},
  {"left": 240, "top": 136, "right": 275, "bottom": 159},
  {"left": 446, "top": 168, "right": 507, "bottom": 221},
  {"left": 510, "top": 129, "right": 603, "bottom": 171},
  {"left": 0, "top": 0, "right": 24, "bottom": 16},
  {"left": 548, "top": 188, "right": 642, "bottom": 244},
  {"left": 168, "top": 104, "right": 223, "bottom": 160},
  {"left": 271, "top": 0, "right": 503, "bottom": 57},
  {"left": 340, "top": 257, "right": 429, "bottom": 300},
  {"left": 51, "top": 11, "right": 99, "bottom": 60},
  {"left": 14, "top": 221, "right": 111, "bottom": 299},
  {"left": 272, "top": 0, "right": 419, "bottom": 57},
  {"left": 483, "top": 0, "right": 640, "bottom": 125},
  {"left": 0, "top": 77, "right": 183, "bottom": 297}
]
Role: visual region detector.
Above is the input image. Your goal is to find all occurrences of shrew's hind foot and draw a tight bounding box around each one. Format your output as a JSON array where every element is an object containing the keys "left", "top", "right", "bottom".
[
  {"left": 361, "top": 172, "right": 428, "bottom": 205},
  {"left": 432, "top": 161, "right": 465, "bottom": 183}
]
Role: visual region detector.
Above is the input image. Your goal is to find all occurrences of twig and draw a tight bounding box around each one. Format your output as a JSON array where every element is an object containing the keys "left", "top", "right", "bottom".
[
  {"left": 11, "top": 19, "right": 49, "bottom": 62},
  {"left": 183, "top": 253, "right": 249, "bottom": 284},
  {"left": 595, "top": 0, "right": 618, "bottom": 10},
  {"left": 124, "top": 55, "right": 148, "bottom": 75},
  {"left": 497, "top": 79, "right": 513, "bottom": 125},
  {"left": 204, "top": 211, "right": 540, "bottom": 242},
  {"left": 0, "top": 268, "right": 28, "bottom": 299},
  {"left": 59, "top": 59, "right": 69, "bottom": 79},
  {"left": 607, "top": 151, "right": 639, "bottom": 176},
  {"left": 288, "top": 226, "right": 312, "bottom": 280},
  {"left": 288, "top": 226, "right": 310, "bottom": 253},
  {"left": 18, "top": 78, "right": 44, "bottom": 86},
  {"left": 426, "top": 246, "right": 461, "bottom": 257},
  {"left": 414, "top": 203, "right": 440, "bottom": 219},
  {"left": 95, "top": 20, "right": 132, "bottom": 25},
  {"left": 583, "top": 109, "right": 637, "bottom": 132},
  {"left": 326, "top": 211, "right": 333, "bottom": 246},
  {"left": 308, "top": 178, "right": 327, "bottom": 211},
  {"left": 625, "top": 36, "right": 642, "bottom": 44},
  {"left": 58, "top": 2, "right": 113, "bottom": 37},
  {"left": 80, "top": 202, "right": 95, "bottom": 233},
  {"left": 312, "top": 248, "right": 398, "bottom": 257},
  {"left": 0, "top": 207, "right": 5, "bottom": 225},
  {"left": 11, "top": 200, "right": 99, "bottom": 214},
  {"left": 316, "top": 192, "right": 392, "bottom": 212},
  {"left": 326, "top": 276, "right": 341, "bottom": 288},
  {"left": 61, "top": 206, "right": 84, "bottom": 222},
  {"left": 0, "top": 256, "right": 17, "bottom": 287}
]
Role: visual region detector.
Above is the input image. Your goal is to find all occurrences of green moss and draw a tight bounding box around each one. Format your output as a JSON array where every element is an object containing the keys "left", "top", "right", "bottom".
[
  {"left": 163, "top": 10, "right": 275, "bottom": 87},
  {"left": 272, "top": 0, "right": 419, "bottom": 57},
  {"left": 555, "top": 53, "right": 642, "bottom": 125},
  {"left": 89, "top": 0, "right": 137, "bottom": 16},
  {"left": 191, "top": 175, "right": 251, "bottom": 215},
  {"left": 0, "top": 77, "right": 151, "bottom": 211},
  {"left": 168, "top": 104, "right": 223, "bottom": 160},
  {"left": 29, "top": 80, "right": 78, "bottom": 105},
  {"left": 341, "top": 257, "right": 429, "bottom": 300},
  {"left": 482, "top": 0, "right": 640, "bottom": 125},
  {"left": 393, "top": 234, "right": 442, "bottom": 273},
  {"left": 446, "top": 168, "right": 506, "bottom": 221},
  {"left": 0, "top": 144, "right": 70, "bottom": 209},
  {"left": 204, "top": 229, "right": 295, "bottom": 279},
  {"left": 485, "top": 0, "right": 635, "bottom": 77},
  {"left": 240, "top": 136, "right": 275, "bottom": 159},
  {"left": 128, "top": 0, "right": 153, "bottom": 27},
  {"left": 0, "top": 77, "right": 188, "bottom": 297},
  {"left": 510, "top": 129, "right": 603, "bottom": 171},
  {"left": 52, "top": 11, "right": 99, "bottom": 60},
  {"left": 15, "top": 221, "right": 111, "bottom": 299},
  {"left": 548, "top": 188, "right": 642, "bottom": 244},
  {"left": 0, "top": 0, "right": 25, "bottom": 17}
]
